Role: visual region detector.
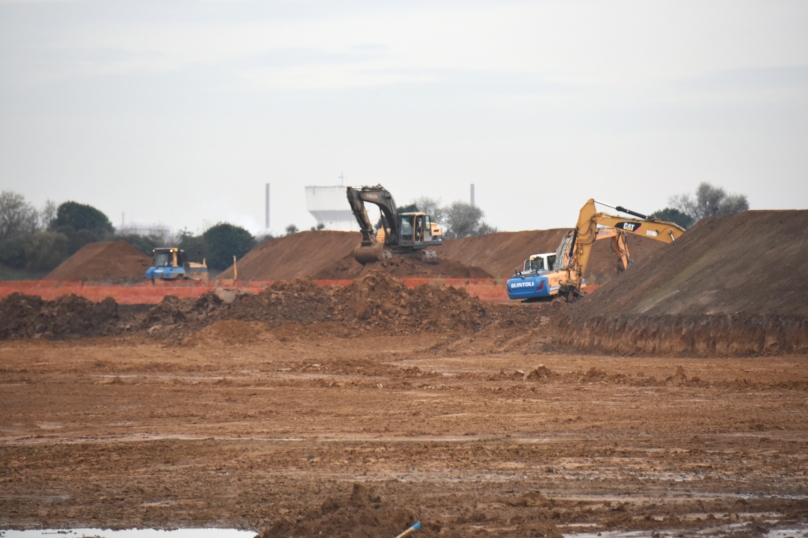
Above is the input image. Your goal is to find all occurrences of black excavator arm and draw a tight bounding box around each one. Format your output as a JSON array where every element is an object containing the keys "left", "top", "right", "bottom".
[{"left": 346, "top": 185, "right": 401, "bottom": 248}]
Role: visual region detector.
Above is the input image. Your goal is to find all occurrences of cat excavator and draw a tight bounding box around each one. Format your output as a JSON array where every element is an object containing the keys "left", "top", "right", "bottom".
[
  {"left": 507, "top": 199, "right": 686, "bottom": 300},
  {"left": 347, "top": 185, "right": 443, "bottom": 264}
]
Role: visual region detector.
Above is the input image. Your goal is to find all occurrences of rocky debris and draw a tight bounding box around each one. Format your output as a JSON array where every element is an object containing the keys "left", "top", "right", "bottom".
[{"left": 0, "top": 292, "right": 120, "bottom": 339}]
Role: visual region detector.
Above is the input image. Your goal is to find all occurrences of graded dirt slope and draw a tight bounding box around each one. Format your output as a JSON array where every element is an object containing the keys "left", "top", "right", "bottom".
[
  {"left": 439, "top": 229, "right": 666, "bottom": 280},
  {"left": 217, "top": 230, "right": 491, "bottom": 280},
  {"left": 45, "top": 241, "right": 152, "bottom": 281},
  {"left": 217, "top": 231, "right": 361, "bottom": 281},
  {"left": 573, "top": 210, "right": 808, "bottom": 318},
  {"left": 311, "top": 253, "right": 492, "bottom": 279},
  {"left": 558, "top": 210, "right": 808, "bottom": 356}
]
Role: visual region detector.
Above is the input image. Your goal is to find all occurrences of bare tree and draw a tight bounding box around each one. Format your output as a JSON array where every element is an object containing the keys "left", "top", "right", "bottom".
[
  {"left": 0, "top": 191, "right": 39, "bottom": 242},
  {"left": 40, "top": 200, "right": 58, "bottom": 230},
  {"left": 443, "top": 202, "right": 497, "bottom": 238},
  {"left": 413, "top": 196, "right": 446, "bottom": 224},
  {"left": 668, "top": 182, "right": 748, "bottom": 223}
]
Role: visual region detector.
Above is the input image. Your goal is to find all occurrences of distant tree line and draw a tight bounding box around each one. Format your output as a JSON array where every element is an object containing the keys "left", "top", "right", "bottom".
[
  {"left": 652, "top": 182, "right": 749, "bottom": 229},
  {"left": 0, "top": 191, "right": 267, "bottom": 278}
]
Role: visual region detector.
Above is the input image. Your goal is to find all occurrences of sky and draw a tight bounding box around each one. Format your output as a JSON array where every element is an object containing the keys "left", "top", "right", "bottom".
[{"left": 1, "top": 0, "right": 807, "bottom": 236}]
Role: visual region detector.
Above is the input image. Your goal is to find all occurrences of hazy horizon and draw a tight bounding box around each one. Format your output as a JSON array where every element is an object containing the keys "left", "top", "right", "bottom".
[{"left": 2, "top": 0, "right": 807, "bottom": 236}]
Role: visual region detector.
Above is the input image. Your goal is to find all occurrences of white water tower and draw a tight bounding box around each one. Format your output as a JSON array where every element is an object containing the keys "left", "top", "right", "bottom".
[{"left": 305, "top": 186, "right": 359, "bottom": 231}]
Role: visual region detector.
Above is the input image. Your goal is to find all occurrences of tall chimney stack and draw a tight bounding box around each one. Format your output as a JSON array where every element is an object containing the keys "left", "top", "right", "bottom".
[
  {"left": 470, "top": 184, "right": 475, "bottom": 207},
  {"left": 265, "top": 183, "right": 270, "bottom": 229}
]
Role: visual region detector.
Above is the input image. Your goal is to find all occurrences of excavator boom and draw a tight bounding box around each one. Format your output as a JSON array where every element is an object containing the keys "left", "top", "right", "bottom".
[
  {"left": 346, "top": 185, "right": 443, "bottom": 264},
  {"left": 507, "top": 198, "right": 686, "bottom": 301}
]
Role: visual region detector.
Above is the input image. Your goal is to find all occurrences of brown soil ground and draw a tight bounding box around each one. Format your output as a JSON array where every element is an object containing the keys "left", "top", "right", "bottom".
[
  {"left": 312, "top": 254, "right": 492, "bottom": 280},
  {"left": 1, "top": 322, "right": 807, "bottom": 536},
  {"left": 439, "top": 229, "right": 666, "bottom": 281},
  {"left": 559, "top": 211, "right": 808, "bottom": 356},
  {"left": 45, "top": 241, "right": 152, "bottom": 282}
]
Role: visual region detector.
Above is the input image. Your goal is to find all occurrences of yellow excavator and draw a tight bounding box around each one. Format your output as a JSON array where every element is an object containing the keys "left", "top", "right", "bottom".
[
  {"left": 507, "top": 199, "right": 686, "bottom": 300},
  {"left": 347, "top": 185, "right": 443, "bottom": 264}
]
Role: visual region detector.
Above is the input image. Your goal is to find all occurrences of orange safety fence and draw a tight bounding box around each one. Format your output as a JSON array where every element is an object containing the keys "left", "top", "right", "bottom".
[{"left": 0, "top": 278, "right": 510, "bottom": 304}]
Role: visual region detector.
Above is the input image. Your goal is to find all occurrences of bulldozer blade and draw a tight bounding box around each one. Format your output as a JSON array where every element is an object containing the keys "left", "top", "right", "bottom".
[{"left": 352, "top": 244, "right": 384, "bottom": 265}]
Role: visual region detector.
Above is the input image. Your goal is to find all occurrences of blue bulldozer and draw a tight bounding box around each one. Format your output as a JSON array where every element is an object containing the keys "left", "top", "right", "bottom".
[{"left": 145, "top": 247, "right": 208, "bottom": 283}]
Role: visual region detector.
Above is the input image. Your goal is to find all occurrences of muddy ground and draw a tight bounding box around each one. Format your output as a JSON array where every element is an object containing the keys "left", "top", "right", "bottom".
[{"left": 2, "top": 311, "right": 807, "bottom": 537}]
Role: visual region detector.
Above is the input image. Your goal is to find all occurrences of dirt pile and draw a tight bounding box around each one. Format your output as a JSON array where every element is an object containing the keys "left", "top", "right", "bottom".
[
  {"left": 312, "top": 253, "right": 493, "bottom": 279},
  {"left": 439, "top": 229, "right": 666, "bottom": 280},
  {"left": 216, "top": 231, "right": 361, "bottom": 280},
  {"left": 217, "top": 230, "right": 491, "bottom": 281},
  {"left": 0, "top": 292, "right": 121, "bottom": 339},
  {"left": 141, "top": 271, "right": 489, "bottom": 337},
  {"left": 45, "top": 241, "right": 152, "bottom": 282},
  {"left": 260, "top": 483, "right": 435, "bottom": 538},
  {"left": 558, "top": 210, "right": 808, "bottom": 355},
  {"left": 227, "top": 270, "right": 487, "bottom": 333}
]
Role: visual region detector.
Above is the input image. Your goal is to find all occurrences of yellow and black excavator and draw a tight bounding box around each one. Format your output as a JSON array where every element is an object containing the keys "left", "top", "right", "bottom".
[
  {"left": 507, "top": 199, "right": 686, "bottom": 300},
  {"left": 347, "top": 185, "right": 443, "bottom": 264}
]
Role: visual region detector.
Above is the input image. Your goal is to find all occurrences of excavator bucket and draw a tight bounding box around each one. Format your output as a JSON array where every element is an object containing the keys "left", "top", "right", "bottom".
[
  {"left": 352, "top": 243, "right": 384, "bottom": 265},
  {"left": 420, "top": 250, "right": 438, "bottom": 264}
]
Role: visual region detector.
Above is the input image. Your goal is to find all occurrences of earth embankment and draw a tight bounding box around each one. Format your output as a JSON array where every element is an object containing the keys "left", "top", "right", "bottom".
[
  {"left": 45, "top": 241, "right": 152, "bottom": 282},
  {"left": 218, "top": 231, "right": 491, "bottom": 280},
  {"left": 439, "top": 229, "right": 666, "bottom": 280},
  {"left": 558, "top": 210, "right": 808, "bottom": 355}
]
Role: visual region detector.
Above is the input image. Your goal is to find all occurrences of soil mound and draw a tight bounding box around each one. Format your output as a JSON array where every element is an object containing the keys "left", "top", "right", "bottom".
[
  {"left": 142, "top": 271, "right": 488, "bottom": 337},
  {"left": 0, "top": 292, "right": 121, "bottom": 339},
  {"left": 558, "top": 210, "right": 808, "bottom": 356},
  {"left": 260, "top": 483, "right": 435, "bottom": 538},
  {"left": 572, "top": 210, "right": 808, "bottom": 318},
  {"left": 439, "top": 229, "right": 665, "bottom": 280},
  {"left": 312, "top": 253, "right": 493, "bottom": 280},
  {"left": 46, "top": 241, "right": 151, "bottom": 282},
  {"left": 217, "top": 230, "right": 490, "bottom": 281},
  {"left": 216, "top": 231, "right": 361, "bottom": 281}
]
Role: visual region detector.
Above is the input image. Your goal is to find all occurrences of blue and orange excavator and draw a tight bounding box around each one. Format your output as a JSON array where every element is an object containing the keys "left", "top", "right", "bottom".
[{"left": 506, "top": 199, "right": 686, "bottom": 301}]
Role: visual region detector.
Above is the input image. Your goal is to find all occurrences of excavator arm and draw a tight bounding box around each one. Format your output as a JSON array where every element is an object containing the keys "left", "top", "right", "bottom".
[
  {"left": 561, "top": 199, "right": 686, "bottom": 296},
  {"left": 346, "top": 185, "right": 401, "bottom": 248}
]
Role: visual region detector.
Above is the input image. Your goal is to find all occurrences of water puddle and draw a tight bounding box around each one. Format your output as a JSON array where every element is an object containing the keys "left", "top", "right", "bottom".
[{"left": 0, "top": 530, "right": 255, "bottom": 538}]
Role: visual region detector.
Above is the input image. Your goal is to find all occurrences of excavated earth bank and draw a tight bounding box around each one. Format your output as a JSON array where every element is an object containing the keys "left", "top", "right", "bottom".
[
  {"left": 216, "top": 228, "right": 663, "bottom": 281},
  {"left": 438, "top": 228, "right": 666, "bottom": 280},
  {"left": 0, "top": 271, "right": 490, "bottom": 341},
  {"left": 45, "top": 241, "right": 152, "bottom": 282},
  {"left": 558, "top": 210, "right": 808, "bottom": 356}
]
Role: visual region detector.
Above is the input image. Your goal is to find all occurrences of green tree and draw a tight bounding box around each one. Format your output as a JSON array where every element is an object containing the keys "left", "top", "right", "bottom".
[
  {"left": 0, "top": 236, "right": 28, "bottom": 268},
  {"left": 115, "top": 234, "right": 159, "bottom": 256},
  {"left": 52, "top": 201, "right": 114, "bottom": 235},
  {"left": 443, "top": 202, "right": 496, "bottom": 238},
  {"left": 285, "top": 224, "right": 299, "bottom": 235},
  {"left": 202, "top": 223, "right": 255, "bottom": 270},
  {"left": 178, "top": 229, "right": 207, "bottom": 262},
  {"left": 24, "top": 232, "right": 69, "bottom": 272},
  {"left": 650, "top": 208, "right": 695, "bottom": 229}
]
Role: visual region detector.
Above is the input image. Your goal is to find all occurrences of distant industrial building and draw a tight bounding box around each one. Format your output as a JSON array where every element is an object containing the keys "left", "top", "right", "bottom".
[{"left": 305, "top": 186, "right": 358, "bottom": 231}]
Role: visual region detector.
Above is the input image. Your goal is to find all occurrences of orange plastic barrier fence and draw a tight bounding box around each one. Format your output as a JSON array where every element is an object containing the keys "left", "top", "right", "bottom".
[{"left": 0, "top": 278, "right": 510, "bottom": 304}]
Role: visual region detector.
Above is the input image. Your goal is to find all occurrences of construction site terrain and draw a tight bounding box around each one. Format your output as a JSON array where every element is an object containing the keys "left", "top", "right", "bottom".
[{"left": 2, "top": 210, "right": 808, "bottom": 537}]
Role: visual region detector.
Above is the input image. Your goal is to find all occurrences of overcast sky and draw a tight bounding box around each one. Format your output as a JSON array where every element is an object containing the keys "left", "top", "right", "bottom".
[{"left": 1, "top": 0, "right": 807, "bottom": 236}]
